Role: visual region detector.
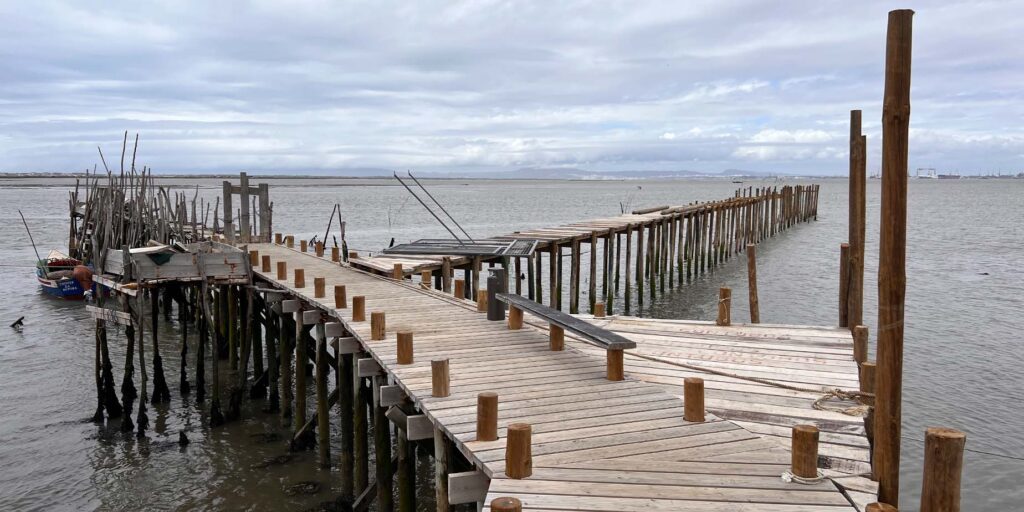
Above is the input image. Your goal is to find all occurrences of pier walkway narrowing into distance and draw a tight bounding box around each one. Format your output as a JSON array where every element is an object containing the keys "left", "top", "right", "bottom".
[{"left": 252, "top": 241, "right": 872, "bottom": 511}]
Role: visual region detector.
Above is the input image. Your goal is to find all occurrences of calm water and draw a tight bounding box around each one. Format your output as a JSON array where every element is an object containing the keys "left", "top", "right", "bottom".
[{"left": 1, "top": 177, "right": 1021, "bottom": 511}]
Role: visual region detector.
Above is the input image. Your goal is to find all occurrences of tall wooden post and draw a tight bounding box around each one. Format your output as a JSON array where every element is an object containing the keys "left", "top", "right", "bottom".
[
  {"left": 875, "top": 9, "right": 914, "bottom": 507},
  {"left": 849, "top": 109, "right": 867, "bottom": 329},
  {"left": 746, "top": 244, "right": 760, "bottom": 323},
  {"left": 315, "top": 323, "right": 330, "bottom": 467},
  {"left": 839, "top": 243, "right": 851, "bottom": 327},
  {"left": 372, "top": 375, "right": 393, "bottom": 511}
]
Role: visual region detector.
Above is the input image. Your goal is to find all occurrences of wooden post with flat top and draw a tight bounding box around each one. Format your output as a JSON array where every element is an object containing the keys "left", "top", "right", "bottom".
[
  {"left": 875, "top": 9, "right": 914, "bottom": 507},
  {"left": 684, "top": 377, "right": 705, "bottom": 422},
  {"left": 351, "top": 296, "right": 365, "bottom": 322},
  {"left": 792, "top": 425, "right": 820, "bottom": 479},
  {"left": 432, "top": 359, "right": 450, "bottom": 397},
  {"left": 397, "top": 331, "right": 413, "bottom": 365},
  {"left": 334, "top": 285, "right": 347, "bottom": 309},
  {"left": 505, "top": 423, "right": 532, "bottom": 479},
  {"left": 849, "top": 110, "right": 867, "bottom": 329},
  {"left": 476, "top": 392, "right": 498, "bottom": 441},
  {"left": 370, "top": 312, "right": 385, "bottom": 340},
  {"left": 921, "top": 427, "right": 966, "bottom": 512},
  {"left": 491, "top": 497, "right": 522, "bottom": 512}
]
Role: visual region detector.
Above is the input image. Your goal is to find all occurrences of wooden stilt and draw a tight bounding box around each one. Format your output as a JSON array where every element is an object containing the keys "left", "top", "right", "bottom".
[
  {"left": 434, "top": 425, "right": 451, "bottom": 512},
  {"left": 315, "top": 323, "right": 330, "bottom": 467},
  {"left": 746, "top": 244, "right": 760, "bottom": 323},
  {"left": 372, "top": 375, "right": 394, "bottom": 511}
]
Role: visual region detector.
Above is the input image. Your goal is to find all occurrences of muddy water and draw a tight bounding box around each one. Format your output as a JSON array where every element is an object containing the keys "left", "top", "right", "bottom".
[{"left": 1, "top": 177, "right": 1021, "bottom": 510}]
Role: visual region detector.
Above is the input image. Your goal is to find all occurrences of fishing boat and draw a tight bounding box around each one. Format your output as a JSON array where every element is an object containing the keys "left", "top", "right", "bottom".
[{"left": 36, "top": 250, "right": 92, "bottom": 299}]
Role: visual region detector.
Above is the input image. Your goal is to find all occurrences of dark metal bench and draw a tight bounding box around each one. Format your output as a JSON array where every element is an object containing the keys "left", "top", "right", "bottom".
[{"left": 495, "top": 293, "right": 635, "bottom": 380}]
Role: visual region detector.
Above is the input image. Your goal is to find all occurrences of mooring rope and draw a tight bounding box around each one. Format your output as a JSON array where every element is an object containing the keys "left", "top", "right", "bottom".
[{"left": 780, "top": 469, "right": 826, "bottom": 484}]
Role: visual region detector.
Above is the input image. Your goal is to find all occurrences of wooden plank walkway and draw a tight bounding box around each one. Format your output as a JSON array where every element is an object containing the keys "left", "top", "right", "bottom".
[{"left": 252, "top": 242, "right": 865, "bottom": 511}]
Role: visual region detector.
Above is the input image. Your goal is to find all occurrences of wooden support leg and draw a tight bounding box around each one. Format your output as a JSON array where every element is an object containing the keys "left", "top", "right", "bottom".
[{"left": 373, "top": 375, "right": 394, "bottom": 511}]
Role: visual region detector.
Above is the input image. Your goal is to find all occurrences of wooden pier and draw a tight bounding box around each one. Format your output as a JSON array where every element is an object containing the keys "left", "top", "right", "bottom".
[{"left": 252, "top": 241, "right": 867, "bottom": 511}]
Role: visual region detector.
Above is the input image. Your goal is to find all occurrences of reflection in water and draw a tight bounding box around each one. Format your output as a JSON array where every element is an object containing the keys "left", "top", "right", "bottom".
[{"left": 1, "top": 178, "right": 1022, "bottom": 510}]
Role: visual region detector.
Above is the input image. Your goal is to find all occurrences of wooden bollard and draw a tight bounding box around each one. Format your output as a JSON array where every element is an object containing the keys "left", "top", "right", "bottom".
[
  {"left": 839, "top": 243, "right": 850, "bottom": 327},
  {"left": 294, "top": 268, "right": 305, "bottom": 288},
  {"left": 476, "top": 290, "right": 488, "bottom": 312},
  {"left": 276, "top": 261, "right": 287, "bottom": 280},
  {"left": 334, "top": 285, "right": 347, "bottom": 309},
  {"left": 421, "top": 270, "right": 431, "bottom": 287},
  {"left": 249, "top": 250, "right": 259, "bottom": 265},
  {"left": 606, "top": 349, "right": 624, "bottom": 381},
  {"left": 261, "top": 255, "right": 271, "bottom": 272},
  {"left": 684, "top": 377, "right": 705, "bottom": 422},
  {"left": 476, "top": 392, "right": 498, "bottom": 441},
  {"left": 349, "top": 250, "right": 358, "bottom": 259},
  {"left": 594, "top": 302, "right": 606, "bottom": 318},
  {"left": 370, "top": 312, "right": 386, "bottom": 340},
  {"left": 331, "top": 246, "right": 340, "bottom": 262},
  {"left": 274, "top": 232, "right": 282, "bottom": 244},
  {"left": 505, "top": 423, "right": 532, "bottom": 479},
  {"left": 300, "top": 240, "right": 308, "bottom": 253},
  {"left": 396, "top": 331, "right": 413, "bottom": 364},
  {"left": 860, "top": 361, "right": 877, "bottom": 394},
  {"left": 853, "top": 325, "right": 868, "bottom": 364},
  {"left": 921, "top": 427, "right": 966, "bottom": 512},
  {"left": 716, "top": 287, "right": 732, "bottom": 326},
  {"left": 285, "top": 235, "right": 294, "bottom": 248},
  {"left": 791, "top": 425, "right": 820, "bottom": 479},
  {"left": 315, "top": 242, "right": 324, "bottom": 257},
  {"left": 508, "top": 306, "right": 523, "bottom": 330},
  {"left": 490, "top": 497, "right": 522, "bottom": 512},
  {"left": 866, "top": 503, "right": 898, "bottom": 512},
  {"left": 454, "top": 279, "right": 465, "bottom": 299},
  {"left": 549, "top": 324, "right": 564, "bottom": 351},
  {"left": 431, "top": 359, "right": 450, "bottom": 397},
  {"left": 392, "top": 263, "right": 403, "bottom": 280},
  {"left": 314, "top": 277, "right": 325, "bottom": 298},
  {"left": 352, "top": 296, "right": 366, "bottom": 322}
]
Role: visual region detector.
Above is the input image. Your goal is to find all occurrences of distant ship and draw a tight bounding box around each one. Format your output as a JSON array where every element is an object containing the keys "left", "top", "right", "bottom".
[{"left": 937, "top": 174, "right": 961, "bottom": 180}]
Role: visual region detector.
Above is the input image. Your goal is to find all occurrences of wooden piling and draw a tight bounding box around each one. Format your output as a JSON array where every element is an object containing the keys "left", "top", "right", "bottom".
[
  {"left": 434, "top": 426, "right": 452, "bottom": 512},
  {"left": 372, "top": 375, "right": 394, "bottom": 511},
  {"left": 746, "top": 244, "right": 760, "bottom": 323},
  {"left": 589, "top": 232, "right": 598, "bottom": 313},
  {"left": 354, "top": 371, "right": 369, "bottom": 494},
  {"left": 277, "top": 261, "right": 287, "bottom": 280},
  {"left": 849, "top": 109, "right": 867, "bottom": 329},
  {"left": 505, "top": 423, "right": 532, "bottom": 479},
  {"left": 335, "top": 285, "right": 347, "bottom": 309},
  {"left": 594, "top": 302, "right": 606, "bottom": 318},
  {"left": 476, "top": 392, "right": 498, "bottom": 441},
  {"left": 549, "top": 325, "right": 564, "bottom": 351},
  {"left": 392, "top": 263, "right": 403, "bottom": 280},
  {"left": 294, "top": 268, "right": 305, "bottom": 288},
  {"left": 349, "top": 250, "right": 358, "bottom": 259},
  {"left": 875, "top": 9, "right": 914, "bottom": 506},
  {"left": 315, "top": 324, "right": 330, "bottom": 467},
  {"left": 791, "top": 425, "right": 820, "bottom": 479},
  {"left": 839, "top": 243, "right": 850, "bottom": 327},
  {"left": 261, "top": 255, "right": 270, "bottom": 272},
  {"left": 275, "top": 232, "right": 283, "bottom": 244},
  {"left": 331, "top": 246, "right": 340, "bottom": 262},
  {"left": 352, "top": 296, "right": 365, "bottom": 322},
  {"left": 920, "top": 427, "right": 966, "bottom": 512},
  {"left": 569, "top": 239, "right": 580, "bottom": 314},
  {"left": 370, "top": 311, "right": 386, "bottom": 340},
  {"left": 314, "top": 277, "right": 325, "bottom": 298},
  {"left": 432, "top": 359, "right": 450, "bottom": 397},
  {"left": 293, "top": 311, "right": 307, "bottom": 432},
  {"left": 717, "top": 287, "right": 731, "bottom": 326},
  {"left": 866, "top": 504, "right": 898, "bottom": 512},
  {"left": 315, "top": 242, "right": 324, "bottom": 257},
  {"left": 396, "top": 426, "right": 415, "bottom": 512},
  {"left": 606, "top": 349, "right": 624, "bottom": 381},
  {"left": 421, "top": 270, "right": 431, "bottom": 288},
  {"left": 454, "top": 279, "right": 465, "bottom": 300},
  {"left": 397, "top": 331, "right": 413, "bottom": 364},
  {"left": 684, "top": 377, "right": 705, "bottom": 422},
  {"left": 300, "top": 240, "right": 307, "bottom": 252},
  {"left": 286, "top": 235, "right": 294, "bottom": 248},
  {"left": 339, "top": 349, "right": 354, "bottom": 498}
]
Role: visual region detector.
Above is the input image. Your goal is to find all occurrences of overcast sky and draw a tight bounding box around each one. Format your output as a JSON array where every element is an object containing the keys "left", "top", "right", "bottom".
[{"left": 1, "top": 1, "right": 1021, "bottom": 175}]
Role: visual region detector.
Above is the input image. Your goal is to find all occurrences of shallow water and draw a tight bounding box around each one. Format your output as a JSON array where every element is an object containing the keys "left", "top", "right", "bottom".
[{"left": 1, "top": 177, "right": 1021, "bottom": 510}]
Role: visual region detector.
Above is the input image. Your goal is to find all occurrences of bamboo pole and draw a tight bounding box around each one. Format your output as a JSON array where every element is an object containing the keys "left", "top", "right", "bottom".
[{"left": 875, "top": 9, "right": 914, "bottom": 506}]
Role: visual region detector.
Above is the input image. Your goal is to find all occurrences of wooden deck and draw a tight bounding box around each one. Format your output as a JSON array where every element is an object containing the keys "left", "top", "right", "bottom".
[{"left": 252, "top": 241, "right": 870, "bottom": 511}]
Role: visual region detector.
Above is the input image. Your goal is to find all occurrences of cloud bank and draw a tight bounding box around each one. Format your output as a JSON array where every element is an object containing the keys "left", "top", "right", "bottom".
[{"left": 1, "top": 0, "right": 1022, "bottom": 174}]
